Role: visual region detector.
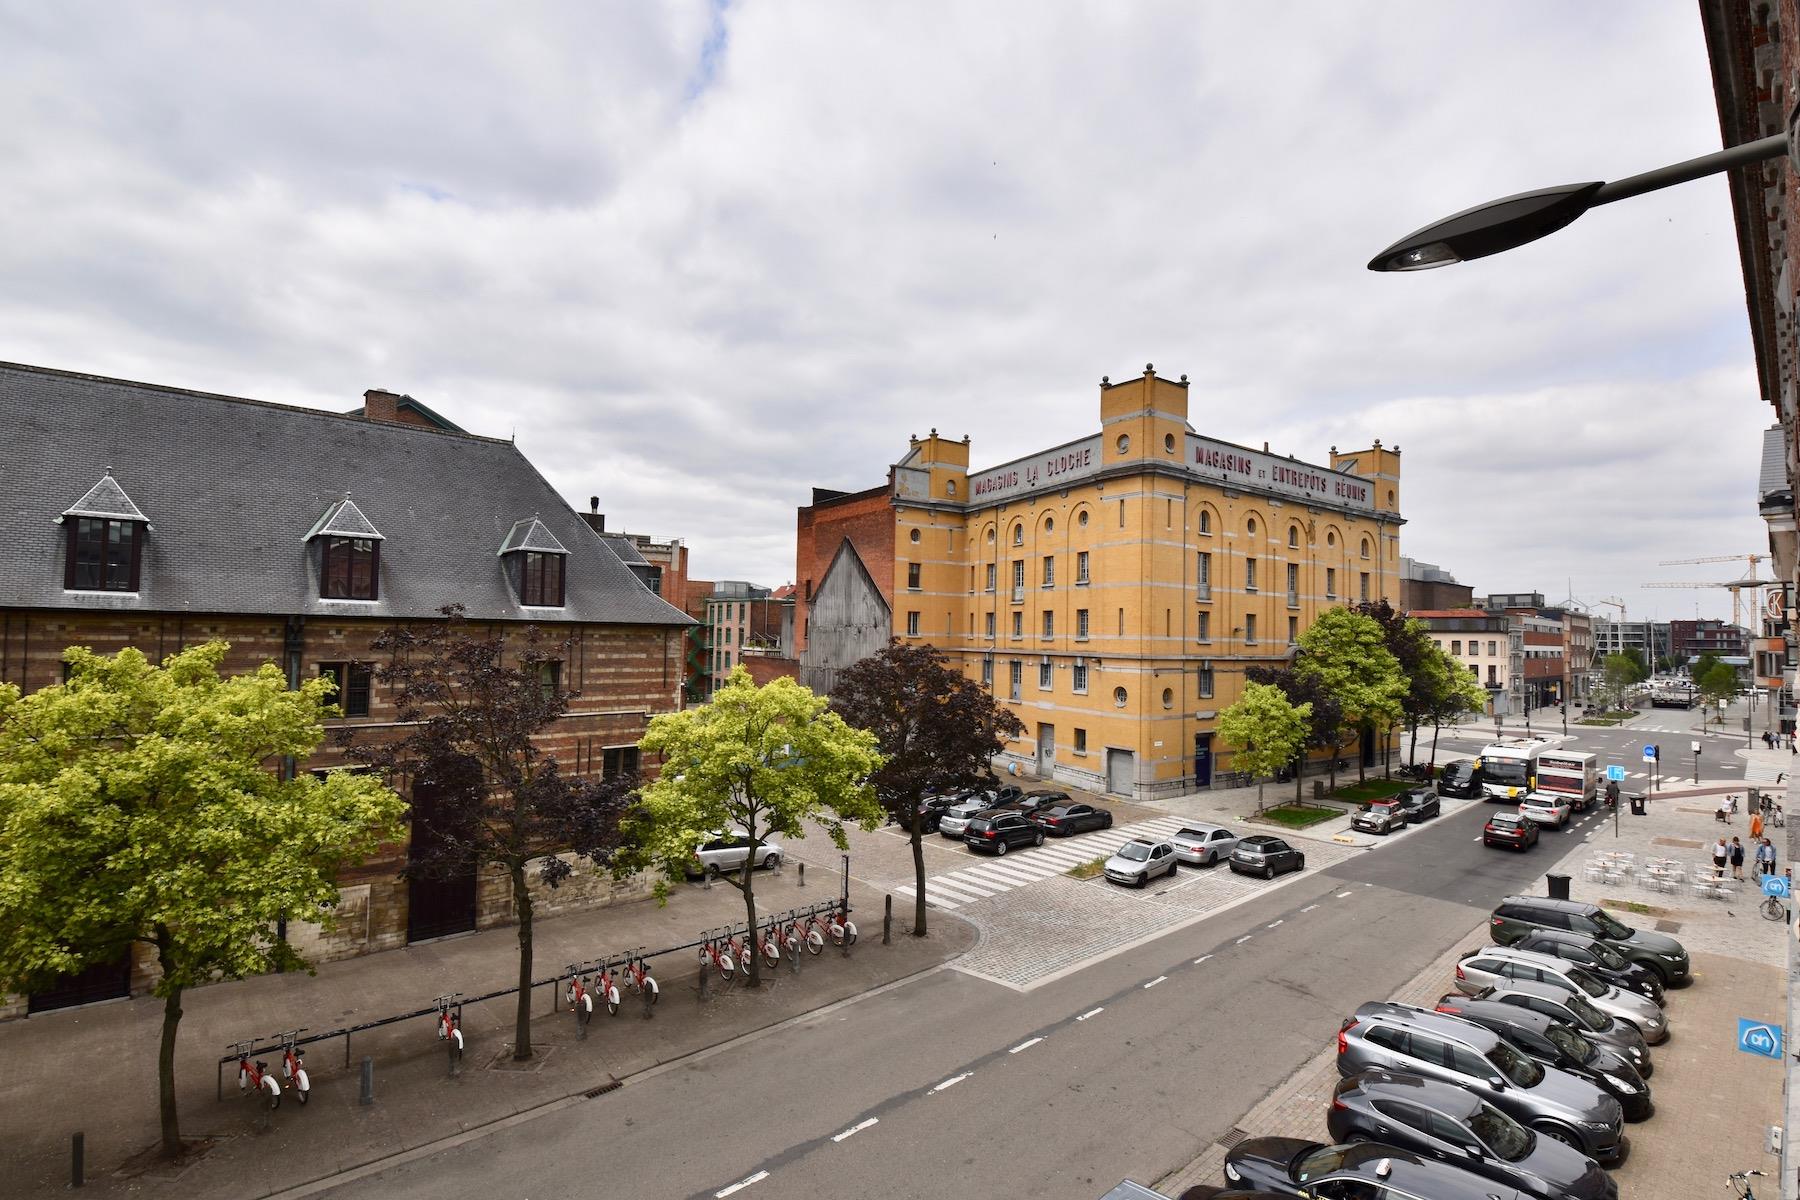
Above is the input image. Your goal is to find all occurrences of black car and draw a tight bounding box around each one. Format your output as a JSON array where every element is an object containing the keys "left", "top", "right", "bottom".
[
  {"left": 1033, "top": 802, "right": 1113, "bottom": 836},
  {"left": 1510, "top": 929, "right": 1665, "bottom": 1006},
  {"left": 893, "top": 791, "right": 961, "bottom": 834},
  {"left": 1223, "top": 1139, "right": 1544, "bottom": 1200},
  {"left": 963, "top": 810, "right": 1044, "bottom": 855},
  {"left": 1443, "top": 984, "right": 1652, "bottom": 1079},
  {"left": 1395, "top": 787, "right": 1441, "bottom": 821},
  {"left": 1328, "top": 1071, "right": 1618, "bottom": 1200},
  {"left": 1008, "top": 792, "right": 1064, "bottom": 819},
  {"left": 1175, "top": 1188, "right": 1289, "bottom": 1200},
  {"left": 1427, "top": 996, "right": 1652, "bottom": 1121},
  {"left": 1227, "top": 835, "right": 1305, "bottom": 879},
  {"left": 1437, "top": 759, "right": 1484, "bottom": 799},
  {"left": 1490, "top": 896, "right": 1691, "bottom": 986},
  {"left": 1484, "top": 811, "right": 1539, "bottom": 851}
]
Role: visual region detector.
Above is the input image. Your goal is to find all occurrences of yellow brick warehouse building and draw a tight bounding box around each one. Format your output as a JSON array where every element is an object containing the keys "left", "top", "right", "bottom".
[{"left": 800, "top": 365, "right": 1404, "bottom": 801}]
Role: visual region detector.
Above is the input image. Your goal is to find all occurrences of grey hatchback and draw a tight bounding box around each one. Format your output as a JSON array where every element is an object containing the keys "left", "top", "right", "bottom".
[{"left": 1336, "top": 1001, "right": 1626, "bottom": 1163}]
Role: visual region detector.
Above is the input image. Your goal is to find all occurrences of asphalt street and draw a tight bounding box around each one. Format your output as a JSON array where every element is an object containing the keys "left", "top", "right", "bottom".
[{"left": 320, "top": 799, "right": 1590, "bottom": 1200}]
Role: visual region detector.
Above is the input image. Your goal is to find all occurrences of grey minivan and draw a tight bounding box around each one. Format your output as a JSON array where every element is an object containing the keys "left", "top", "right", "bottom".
[
  {"left": 1455, "top": 947, "right": 1667, "bottom": 1043},
  {"left": 1336, "top": 1001, "right": 1626, "bottom": 1163}
]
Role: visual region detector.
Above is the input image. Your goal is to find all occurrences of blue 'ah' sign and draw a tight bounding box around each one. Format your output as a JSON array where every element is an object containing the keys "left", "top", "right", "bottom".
[
  {"left": 1738, "top": 1020, "right": 1784, "bottom": 1059},
  {"left": 1763, "top": 875, "right": 1791, "bottom": 899}
]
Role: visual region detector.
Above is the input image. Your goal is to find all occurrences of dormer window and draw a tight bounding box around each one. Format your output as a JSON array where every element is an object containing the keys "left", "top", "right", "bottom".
[
  {"left": 60, "top": 471, "right": 149, "bottom": 592},
  {"left": 499, "top": 516, "right": 569, "bottom": 608},
  {"left": 307, "top": 496, "right": 383, "bottom": 601}
]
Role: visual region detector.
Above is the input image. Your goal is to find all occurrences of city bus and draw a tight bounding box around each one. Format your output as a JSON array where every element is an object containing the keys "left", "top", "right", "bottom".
[
  {"left": 1475, "top": 739, "right": 1545, "bottom": 801},
  {"left": 1534, "top": 749, "right": 1599, "bottom": 812}
]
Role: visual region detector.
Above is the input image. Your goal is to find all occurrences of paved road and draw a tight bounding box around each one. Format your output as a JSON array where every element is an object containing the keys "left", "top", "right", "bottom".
[{"left": 322, "top": 802, "right": 1585, "bottom": 1200}]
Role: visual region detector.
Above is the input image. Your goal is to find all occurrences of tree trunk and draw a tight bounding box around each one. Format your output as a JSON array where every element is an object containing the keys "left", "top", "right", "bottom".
[
  {"left": 1357, "top": 725, "right": 1368, "bottom": 784},
  {"left": 1329, "top": 739, "right": 1341, "bottom": 794},
  {"left": 740, "top": 854, "right": 761, "bottom": 988},
  {"left": 155, "top": 929, "right": 183, "bottom": 1159},
  {"left": 910, "top": 816, "right": 928, "bottom": 937},
  {"left": 1407, "top": 718, "right": 1419, "bottom": 766},
  {"left": 512, "top": 863, "right": 534, "bottom": 1060},
  {"left": 1430, "top": 719, "right": 1442, "bottom": 770},
  {"left": 1295, "top": 755, "right": 1304, "bottom": 805}
]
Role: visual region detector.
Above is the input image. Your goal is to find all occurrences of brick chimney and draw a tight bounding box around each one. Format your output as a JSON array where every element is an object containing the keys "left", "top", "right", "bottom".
[
  {"left": 579, "top": 495, "right": 606, "bottom": 534},
  {"left": 362, "top": 389, "right": 405, "bottom": 424}
]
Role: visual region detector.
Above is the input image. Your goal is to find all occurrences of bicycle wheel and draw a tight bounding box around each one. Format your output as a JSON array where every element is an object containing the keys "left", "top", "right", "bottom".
[
  {"left": 605, "top": 984, "right": 621, "bottom": 1016},
  {"left": 293, "top": 1068, "right": 309, "bottom": 1105},
  {"left": 1763, "top": 896, "right": 1786, "bottom": 922},
  {"left": 449, "top": 1027, "right": 464, "bottom": 1060},
  {"left": 843, "top": 919, "right": 858, "bottom": 946},
  {"left": 643, "top": 975, "right": 659, "bottom": 1005},
  {"left": 717, "top": 951, "right": 737, "bottom": 986},
  {"left": 262, "top": 1075, "right": 282, "bottom": 1111},
  {"left": 805, "top": 928, "right": 825, "bottom": 955}
]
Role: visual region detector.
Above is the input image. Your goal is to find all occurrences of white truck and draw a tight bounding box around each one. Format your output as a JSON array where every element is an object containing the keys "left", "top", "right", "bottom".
[{"left": 1534, "top": 749, "right": 1599, "bottom": 813}]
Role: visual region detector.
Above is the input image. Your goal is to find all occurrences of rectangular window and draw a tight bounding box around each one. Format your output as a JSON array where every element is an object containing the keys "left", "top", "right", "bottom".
[
  {"left": 1012, "top": 560, "right": 1025, "bottom": 601},
  {"left": 906, "top": 611, "right": 920, "bottom": 636},
  {"left": 1451, "top": 640, "right": 1462, "bottom": 655},
  {"left": 1198, "top": 662, "right": 1214, "bottom": 698},
  {"left": 1488, "top": 640, "right": 1498, "bottom": 656},
  {"left": 907, "top": 562, "right": 921, "bottom": 590},
  {"left": 1288, "top": 616, "right": 1299, "bottom": 644},
  {"left": 1041, "top": 610, "right": 1054, "bottom": 638},
  {"left": 1074, "top": 728, "right": 1087, "bottom": 754},
  {"left": 1011, "top": 611, "right": 1023, "bottom": 639},
  {"left": 1117, "top": 608, "right": 1125, "bottom": 635},
  {"left": 1118, "top": 499, "right": 1125, "bottom": 527},
  {"left": 534, "top": 660, "right": 562, "bottom": 698},
  {"left": 1076, "top": 608, "right": 1089, "bottom": 640},
  {"left": 1196, "top": 551, "right": 1211, "bottom": 600},
  {"left": 1487, "top": 665, "right": 1498, "bottom": 685},
  {"left": 1072, "top": 660, "right": 1089, "bottom": 692},
  {"left": 318, "top": 662, "right": 373, "bottom": 718},
  {"left": 985, "top": 612, "right": 996, "bottom": 638},
  {"left": 602, "top": 746, "right": 640, "bottom": 779},
  {"left": 66, "top": 517, "right": 141, "bottom": 591},
  {"left": 1038, "top": 659, "right": 1053, "bottom": 689},
  {"left": 1076, "top": 551, "right": 1090, "bottom": 584},
  {"left": 985, "top": 563, "right": 997, "bottom": 592},
  {"left": 1286, "top": 562, "right": 1299, "bottom": 606},
  {"left": 1326, "top": 566, "right": 1337, "bottom": 598},
  {"left": 1197, "top": 610, "right": 1211, "bottom": 642},
  {"left": 981, "top": 656, "right": 993, "bottom": 687},
  {"left": 1042, "top": 556, "right": 1055, "bottom": 587},
  {"left": 1009, "top": 660, "right": 1022, "bottom": 702},
  {"left": 520, "top": 551, "right": 565, "bottom": 606},
  {"left": 1359, "top": 571, "right": 1370, "bottom": 601},
  {"left": 321, "top": 536, "right": 379, "bottom": 600},
  {"left": 1245, "top": 613, "right": 1258, "bottom": 644},
  {"left": 1245, "top": 556, "right": 1258, "bottom": 591}
]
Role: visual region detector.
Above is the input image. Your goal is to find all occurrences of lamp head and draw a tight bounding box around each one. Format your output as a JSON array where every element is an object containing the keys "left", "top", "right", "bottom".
[{"left": 1368, "top": 181, "right": 1605, "bottom": 272}]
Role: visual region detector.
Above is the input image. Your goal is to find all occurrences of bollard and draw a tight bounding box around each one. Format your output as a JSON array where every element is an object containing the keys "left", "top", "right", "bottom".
[
  {"left": 884, "top": 894, "right": 892, "bottom": 945},
  {"left": 704, "top": 868, "right": 712, "bottom": 890},
  {"left": 360, "top": 1056, "right": 374, "bottom": 1106},
  {"left": 798, "top": 862, "right": 805, "bottom": 888},
  {"left": 71, "top": 1132, "right": 84, "bottom": 1189}
]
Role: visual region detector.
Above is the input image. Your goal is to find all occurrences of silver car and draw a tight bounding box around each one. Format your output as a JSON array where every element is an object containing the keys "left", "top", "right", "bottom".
[
  {"left": 1102, "top": 838, "right": 1177, "bottom": 887},
  {"left": 1455, "top": 946, "right": 1667, "bottom": 1043},
  {"left": 687, "top": 830, "right": 783, "bottom": 879},
  {"left": 1169, "top": 823, "right": 1239, "bottom": 866},
  {"left": 937, "top": 798, "right": 992, "bottom": 839},
  {"left": 1519, "top": 791, "right": 1571, "bottom": 830}
]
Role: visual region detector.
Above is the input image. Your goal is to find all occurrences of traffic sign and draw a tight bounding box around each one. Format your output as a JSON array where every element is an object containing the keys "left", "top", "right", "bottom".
[
  {"left": 1606, "top": 765, "right": 1626, "bottom": 782},
  {"left": 1738, "top": 1019, "right": 1784, "bottom": 1059},
  {"left": 1642, "top": 744, "right": 1658, "bottom": 763}
]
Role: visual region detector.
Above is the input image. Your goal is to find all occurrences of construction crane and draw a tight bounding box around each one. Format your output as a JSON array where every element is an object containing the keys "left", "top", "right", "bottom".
[{"left": 1649, "top": 554, "right": 1772, "bottom": 627}]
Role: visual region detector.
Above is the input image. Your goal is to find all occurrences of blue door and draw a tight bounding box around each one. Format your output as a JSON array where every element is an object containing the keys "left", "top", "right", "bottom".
[{"left": 1194, "top": 734, "right": 1213, "bottom": 788}]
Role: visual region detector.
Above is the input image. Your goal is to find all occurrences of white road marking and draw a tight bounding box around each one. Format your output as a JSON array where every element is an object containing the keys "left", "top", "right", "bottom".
[
  {"left": 1336, "top": 891, "right": 1354, "bottom": 898},
  {"left": 832, "top": 1118, "right": 878, "bottom": 1143},
  {"left": 1193, "top": 954, "right": 1214, "bottom": 965},
  {"left": 1300, "top": 904, "right": 1318, "bottom": 913},
  {"left": 1010, "top": 1037, "right": 1045, "bottom": 1053},
  {"left": 1144, "top": 975, "right": 1168, "bottom": 989},
  {"left": 1235, "top": 935, "right": 1253, "bottom": 945},
  {"left": 1266, "top": 919, "right": 1283, "bottom": 928},
  {"left": 931, "top": 1072, "right": 971, "bottom": 1093},
  {"left": 717, "top": 1171, "right": 770, "bottom": 1197},
  {"left": 1077, "top": 1006, "right": 1105, "bottom": 1021}
]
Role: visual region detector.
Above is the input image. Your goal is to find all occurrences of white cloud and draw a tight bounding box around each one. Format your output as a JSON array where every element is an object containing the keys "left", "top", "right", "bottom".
[{"left": 0, "top": 1, "right": 1772, "bottom": 621}]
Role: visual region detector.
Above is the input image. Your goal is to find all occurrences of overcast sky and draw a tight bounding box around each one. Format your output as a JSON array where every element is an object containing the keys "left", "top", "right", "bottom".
[{"left": 0, "top": 3, "right": 1773, "bottom": 626}]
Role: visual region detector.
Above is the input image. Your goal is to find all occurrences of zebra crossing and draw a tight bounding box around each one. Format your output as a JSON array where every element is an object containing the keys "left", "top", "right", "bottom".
[{"left": 893, "top": 815, "right": 1192, "bottom": 910}]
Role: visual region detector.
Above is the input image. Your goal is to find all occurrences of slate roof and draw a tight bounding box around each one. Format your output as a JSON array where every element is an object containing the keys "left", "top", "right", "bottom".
[
  {"left": 306, "top": 496, "right": 385, "bottom": 541},
  {"left": 500, "top": 517, "right": 568, "bottom": 556},
  {"left": 0, "top": 361, "right": 693, "bottom": 626},
  {"left": 63, "top": 473, "right": 149, "bottom": 522},
  {"left": 597, "top": 534, "right": 648, "bottom": 565},
  {"left": 1759, "top": 425, "right": 1790, "bottom": 502}
]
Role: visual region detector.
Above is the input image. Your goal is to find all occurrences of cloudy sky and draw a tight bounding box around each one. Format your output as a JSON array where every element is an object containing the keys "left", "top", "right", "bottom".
[{"left": 0, "top": 3, "right": 1772, "bottom": 625}]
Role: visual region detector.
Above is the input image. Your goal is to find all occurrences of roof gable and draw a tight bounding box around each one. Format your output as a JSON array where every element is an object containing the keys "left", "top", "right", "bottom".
[
  {"left": 500, "top": 516, "right": 569, "bottom": 556},
  {"left": 63, "top": 472, "right": 148, "bottom": 523},
  {"left": 305, "top": 496, "right": 385, "bottom": 541}
]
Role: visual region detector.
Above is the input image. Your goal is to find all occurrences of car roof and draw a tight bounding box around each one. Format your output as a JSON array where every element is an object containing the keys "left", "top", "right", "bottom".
[
  {"left": 1437, "top": 997, "right": 1558, "bottom": 1037},
  {"left": 1339, "top": 1069, "right": 1483, "bottom": 1121},
  {"left": 1498, "top": 894, "right": 1597, "bottom": 916},
  {"left": 1486, "top": 811, "right": 1524, "bottom": 821},
  {"left": 1481, "top": 979, "right": 1582, "bottom": 1006},
  {"left": 1353, "top": 1001, "right": 1504, "bottom": 1050},
  {"left": 1119, "top": 837, "right": 1160, "bottom": 849},
  {"left": 1328, "top": 1144, "right": 1488, "bottom": 1193},
  {"left": 1239, "top": 834, "right": 1284, "bottom": 846},
  {"left": 1174, "top": 823, "right": 1225, "bottom": 836},
  {"left": 1514, "top": 927, "right": 1597, "bottom": 949}
]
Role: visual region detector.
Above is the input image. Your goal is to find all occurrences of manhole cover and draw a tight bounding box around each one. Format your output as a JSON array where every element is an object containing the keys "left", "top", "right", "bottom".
[
  {"left": 1218, "top": 1127, "right": 1251, "bottom": 1150},
  {"left": 1654, "top": 919, "right": 1683, "bottom": 934},
  {"left": 1654, "top": 837, "right": 1705, "bottom": 849}
]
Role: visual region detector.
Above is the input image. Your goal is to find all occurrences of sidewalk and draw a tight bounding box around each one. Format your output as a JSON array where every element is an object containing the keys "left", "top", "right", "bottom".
[{"left": 0, "top": 860, "right": 975, "bottom": 1199}]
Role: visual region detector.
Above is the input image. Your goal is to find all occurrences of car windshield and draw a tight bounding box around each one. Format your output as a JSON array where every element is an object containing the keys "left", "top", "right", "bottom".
[
  {"left": 1558, "top": 991, "right": 1610, "bottom": 1031},
  {"left": 1544, "top": 1021, "right": 1597, "bottom": 1064},
  {"left": 1489, "top": 816, "right": 1518, "bottom": 828},
  {"left": 1177, "top": 828, "right": 1210, "bottom": 840},
  {"left": 1468, "top": 1102, "right": 1534, "bottom": 1161},
  {"left": 1488, "top": 1039, "right": 1544, "bottom": 1087},
  {"left": 1293, "top": 1145, "right": 1351, "bottom": 1182},
  {"left": 1592, "top": 910, "right": 1634, "bottom": 938},
  {"left": 1563, "top": 966, "right": 1608, "bottom": 998},
  {"left": 1117, "top": 843, "right": 1150, "bottom": 861},
  {"left": 1485, "top": 760, "right": 1529, "bottom": 785},
  {"left": 1588, "top": 942, "right": 1628, "bottom": 970}
]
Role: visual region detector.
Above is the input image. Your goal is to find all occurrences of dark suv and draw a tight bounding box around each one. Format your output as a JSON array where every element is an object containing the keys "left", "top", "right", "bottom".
[
  {"left": 1444, "top": 983, "right": 1652, "bottom": 1078},
  {"left": 1511, "top": 929, "right": 1665, "bottom": 1005},
  {"left": 1223, "top": 1139, "right": 1566, "bottom": 1200},
  {"left": 963, "top": 810, "right": 1044, "bottom": 856},
  {"left": 1427, "top": 995, "right": 1652, "bottom": 1120},
  {"left": 1437, "top": 759, "right": 1484, "bottom": 799},
  {"left": 1490, "top": 896, "right": 1691, "bottom": 986}
]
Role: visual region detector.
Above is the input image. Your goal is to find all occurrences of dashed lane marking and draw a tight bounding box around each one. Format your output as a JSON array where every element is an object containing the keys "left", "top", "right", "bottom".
[
  {"left": 1010, "top": 1037, "right": 1045, "bottom": 1053},
  {"left": 1077, "top": 1007, "right": 1105, "bottom": 1021},
  {"left": 1235, "top": 935, "right": 1253, "bottom": 945},
  {"left": 1194, "top": 954, "right": 1214, "bottom": 965},
  {"left": 1300, "top": 905, "right": 1319, "bottom": 913},
  {"left": 832, "top": 1119, "right": 878, "bottom": 1143},
  {"left": 1336, "top": 891, "right": 1354, "bottom": 898},
  {"left": 931, "top": 1072, "right": 971, "bottom": 1093},
  {"left": 1144, "top": 975, "right": 1168, "bottom": 989},
  {"left": 1267, "top": 919, "right": 1283, "bottom": 928},
  {"left": 717, "top": 1171, "right": 770, "bottom": 1197}
]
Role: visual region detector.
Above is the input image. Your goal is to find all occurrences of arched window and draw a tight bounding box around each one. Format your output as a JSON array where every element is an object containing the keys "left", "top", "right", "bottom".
[
  {"left": 1288, "top": 526, "right": 1299, "bottom": 548},
  {"left": 1198, "top": 511, "right": 1211, "bottom": 534},
  {"left": 1360, "top": 537, "right": 1371, "bottom": 559},
  {"left": 1012, "top": 524, "right": 1024, "bottom": 546}
]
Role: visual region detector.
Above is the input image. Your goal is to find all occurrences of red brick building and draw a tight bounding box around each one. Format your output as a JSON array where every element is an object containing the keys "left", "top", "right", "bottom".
[
  {"left": 793, "top": 484, "right": 894, "bottom": 656},
  {"left": 0, "top": 362, "right": 692, "bottom": 1016}
]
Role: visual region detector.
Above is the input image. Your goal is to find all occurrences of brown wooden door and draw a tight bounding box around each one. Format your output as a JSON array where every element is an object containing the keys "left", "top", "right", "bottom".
[
  {"left": 29, "top": 951, "right": 131, "bottom": 1013},
  {"left": 406, "top": 779, "right": 478, "bottom": 943}
]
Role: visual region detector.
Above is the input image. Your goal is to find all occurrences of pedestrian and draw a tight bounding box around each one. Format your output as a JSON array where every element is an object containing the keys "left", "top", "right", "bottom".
[
  {"left": 1752, "top": 809, "right": 1765, "bottom": 840},
  {"left": 1718, "top": 796, "right": 1732, "bottom": 824},
  {"left": 1731, "top": 836, "right": 1746, "bottom": 880},
  {"left": 1790, "top": 732, "right": 1796, "bottom": 753},
  {"left": 1764, "top": 731, "right": 1773, "bottom": 749},
  {"left": 1757, "top": 838, "right": 1778, "bottom": 878},
  {"left": 1713, "top": 837, "right": 1730, "bottom": 878}
]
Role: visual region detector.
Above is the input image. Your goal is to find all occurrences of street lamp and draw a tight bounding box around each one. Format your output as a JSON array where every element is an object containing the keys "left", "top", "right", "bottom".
[{"left": 1368, "top": 133, "right": 1789, "bottom": 272}]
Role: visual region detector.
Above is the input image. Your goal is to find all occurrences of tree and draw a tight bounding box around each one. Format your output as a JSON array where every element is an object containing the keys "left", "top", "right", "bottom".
[
  {"left": 632, "top": 667, "right": 883, "bottom": 986},
  {"left": 1216, "top": 683, "right": 1311, "bottom": 812},
  {"left": 1355, "top": 600, "right": 1433, "bottom": 776},
  {"left": 1294, "top": 607, "right": 1406, "bottom": 786},
  {"left": 1696, "top": 660, "right": 1739, "bottom": 724},
  {"left": 0, "top": 643, "right": 404, "bottom": 1159},
  {"left": 1601, "top": 652, "right": 1646, "bottom": 712},
  {"left": 1244, "top": 664, "right": 1343, "bottom": 803},
  {"left": 830, "top": 641, "right": 1023, "bottom": 936},
  {"left": 344, "top": 606, "right": 635, "bottom": 1062},
  {"left": 1421, "top": 645, "right": 1490, "bottom": 768}
]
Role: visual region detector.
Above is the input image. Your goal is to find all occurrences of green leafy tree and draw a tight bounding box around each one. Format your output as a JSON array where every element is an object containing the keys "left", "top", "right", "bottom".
[
  {"left": 344, "top": 605, "right": 637, "bottom": 1062},
  {"left": 1422, "top": 645, "right": 1490, "bottom": 768},
  {"left": 830, "top": 641, "right": 1023, "bottom": 936},
  {"left": 0, "top": 643, "right": 405, "bottom": 1159},
  {"left": 1295, "top": 607, "right": 1407, "bottom": 786},
  {"left": 1355, "top": 600, "right": 1434, "bottom": 776},
  {"left": 1696, "top": 660, "right": 1739, "bottom": 723},
  {"left": 1244, "top": 664, "right": 1343, "bottom": 802},
  {"left": 632, "top": 667, "right": 884, "bottom": 986},
  {"left": 1601, "top": 653, "right": 1645, "bottom": 712},
  {"left": 1216, "top": 683, "right": 1311, "bottom": 812}
]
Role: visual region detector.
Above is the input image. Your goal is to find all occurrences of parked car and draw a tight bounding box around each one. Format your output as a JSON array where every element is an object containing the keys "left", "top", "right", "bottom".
[
  {"left": 1225, "top": 1138, "right": 1577, "bottom": 1200},
  {"left": 1489, "top": 896, "right": 1692, "bottom": 986},
  {"left": 963, "top": 810, "right": 1045, "bottom": 856},
  {"left": 1444, "top": 983, "right": 1652, "bottom": 1078},
  {"left": 1336, "top": 1001, "right": 1626, "bottom": 1163},
  {"left": 1510, "top": 930, "right": 1665, "bottom": 1006},
  {"left": 1328, "top": 1070, "right": 1620, "bottom": 1200},
  {"left": 1351, "top": 797, "right": 1409, "bottom": 836},
  {"left": 1033, "top": 802, "right": 1113, "bottom": 836},
  {"left": 892, "top": 791, "right": 960, "bottom": 834},
  {"left": 1228, "top": 835, "right": 1306, "bottom": 879},
  {"left": 938, "top": 797, "right": 995, "bottom": 839},
  {"left": 1519, "top": 792, "right": 1572, "bottom": 830},
  {"left": 1453, "top": 948, "right": 1667, "bottom": 1043},
  {"left": 1395, "top": 787, "right": 1441, "bottom": 822},
  {"left": 1483, "top": 811, "right": 1540, "bottom": 851},
  {"left": 1009, "top": 791, "right": 1068, "bottom": 820},
  {"left": 687, "top": 830, "right": 784, "bottom": 879},
  {"left": 1103, "top": 838, "right": 1178, "bottom": 887},
  {"left": 1169, "top": 823, "right": 1240, "bottom": 866},
  {"left": 1424, "top": 995, "right": 1652, "bottom": 1120},
  {"left": 1437, "top": 759, "right": 1484, "bottom": 799}
]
